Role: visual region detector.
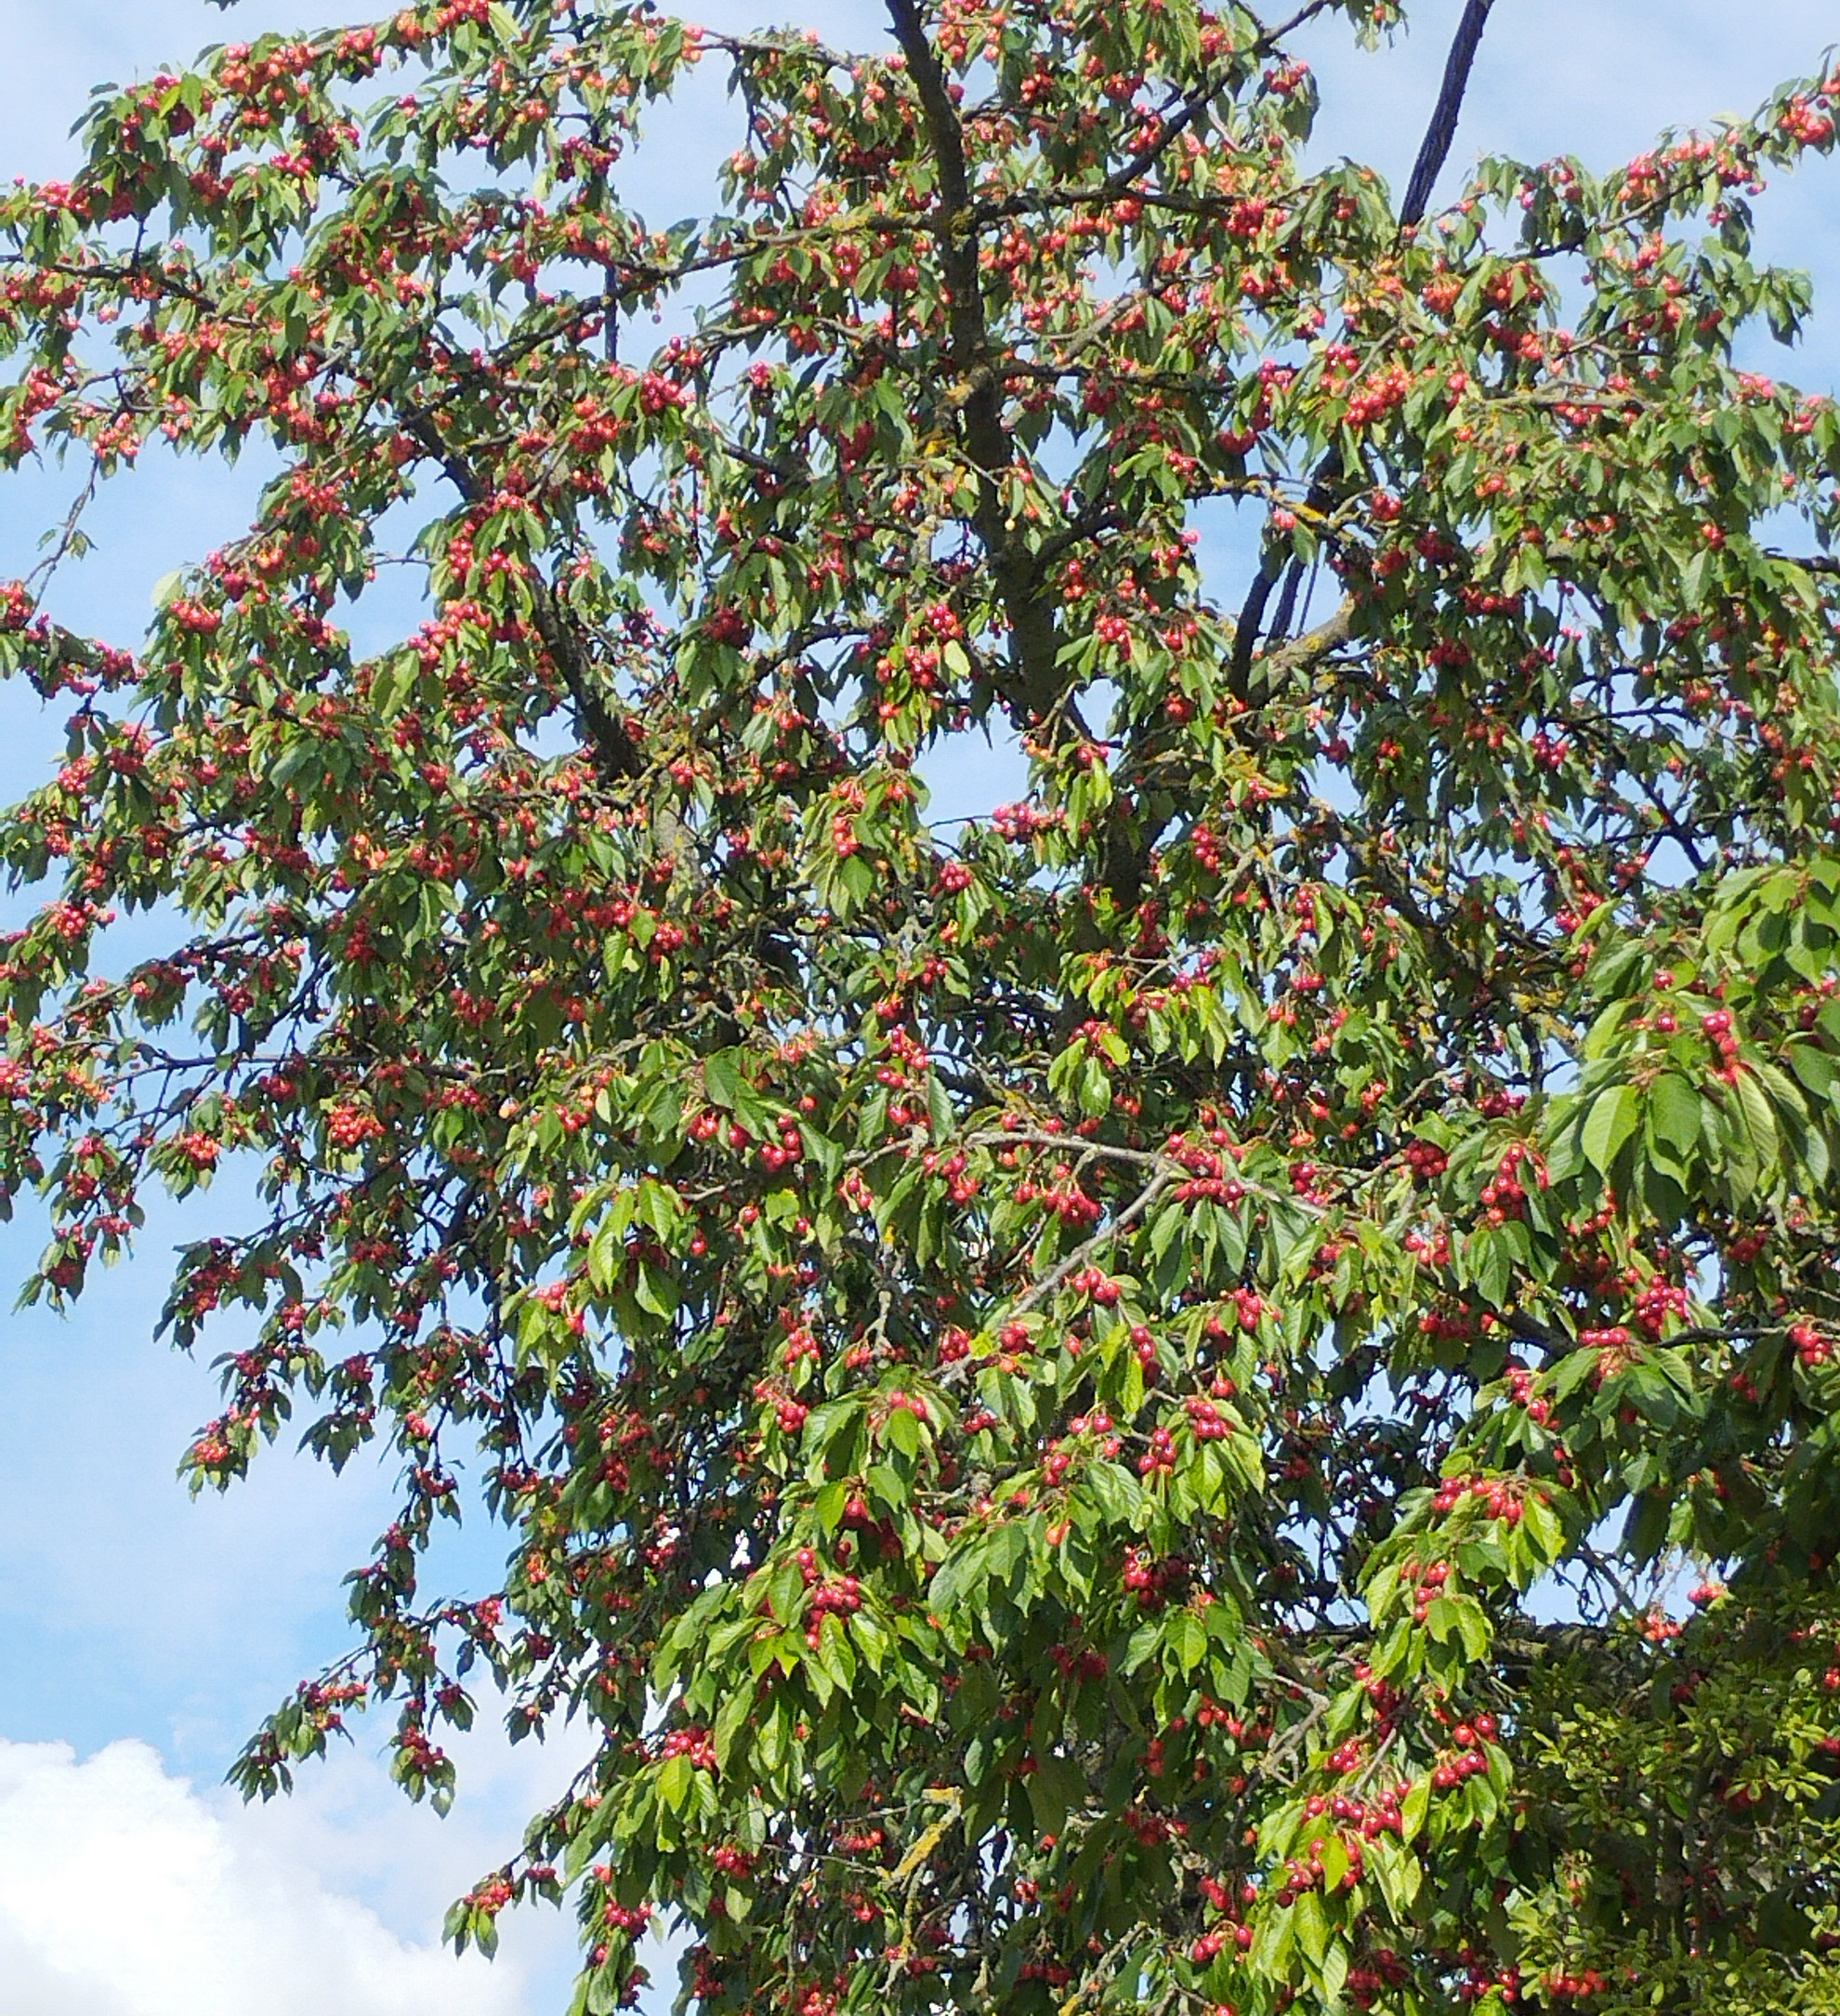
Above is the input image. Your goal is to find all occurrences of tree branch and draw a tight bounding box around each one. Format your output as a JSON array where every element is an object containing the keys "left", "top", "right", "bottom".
[
  {"left": 1230, "top": 449, "right": 1344, "bottom": 695},
  {"left": 524, "top": 583, "right": 644, "bottom": 783},
  {"left": 1400, "top": 0, "right": 1499, "bottom": 229},
  {"left": 1259, "top": 1, "right": 1340, "bottom": 45},
  {"left": 397, "top": 402, "right": 639, "bottom": 782},
  {"left": 885, "top": 0, "right": 1062, "bottom": 719},
  {"left": 1258, "top": 595, "right": 1355, "bottom": 681}
]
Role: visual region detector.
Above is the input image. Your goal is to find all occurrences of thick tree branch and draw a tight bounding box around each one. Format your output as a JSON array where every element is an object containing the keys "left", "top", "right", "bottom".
[
  {"left": 885, "top": 0, "right": 1062, "bottom": 718},
  {"left": 1400, "top": 0, "right": 1499, "bottom": 229},
  {"left": 524, "top": 584, "right": 644, "bottom": 783},
  {"left": 1259, "top": 595, "right": 1355, "bottom": 681},
  {"left": 1230, "top": 447, "right": 1344, "bottom": 695},
  {"left": 1233, "top": 1, "right": 1503, "bottom": 677},
  {"left": 397, "top": 402, "right": 640, "bottom": 781}
]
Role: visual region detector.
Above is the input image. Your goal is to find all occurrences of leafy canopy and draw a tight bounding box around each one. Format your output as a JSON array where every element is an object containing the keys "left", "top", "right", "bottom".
[{"left": 4, "top": 1, "right": 1840, "bottom": 2011}]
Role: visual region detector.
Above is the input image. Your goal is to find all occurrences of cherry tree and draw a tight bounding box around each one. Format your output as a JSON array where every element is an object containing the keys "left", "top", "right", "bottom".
[{"left": 3, "top": 0, "right": 1840, "bottom": 2009}]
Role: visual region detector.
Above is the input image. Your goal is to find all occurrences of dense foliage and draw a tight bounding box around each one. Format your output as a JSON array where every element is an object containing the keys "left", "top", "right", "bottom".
[{"left": 5, "top": 1, "right": 1840, "bottom": 2009}]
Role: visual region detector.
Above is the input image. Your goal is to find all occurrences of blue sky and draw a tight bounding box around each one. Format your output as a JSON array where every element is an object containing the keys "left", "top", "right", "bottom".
[{"left": 1, "top": 3, "right": 1837, "bottom": 2011}]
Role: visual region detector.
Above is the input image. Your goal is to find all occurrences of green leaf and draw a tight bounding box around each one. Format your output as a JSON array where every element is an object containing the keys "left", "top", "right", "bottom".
[
  {"left": 1647, "top": 1074, "right": 1702, "bottom": 1158},
  {"left": 1583, "top": 1084, "right": 1639, "bottom": 1174},
  {"left": 1166, "top": 1608, "right": 1207, "bottom": 1673},
  {"left": 1025, "top": 1752, "right": 1084, "bottom": 1837},
  {"left": 657, "top": 1753, "right": 692, "bottom": 1813},
  {"left": 1293, "top": 1888, "right": 1329, "bottom": 1967},
  {"left": 1731, "top": 1069, "right": 1781, "bottom": 1169},
  {"left": 1467, "top": 1225, "right": 1512, "bottom": 1308},
  {"left": 1785, "top": 1038, "right": 1836, "bottom": 1100},
  {"left": 703, "top": 1050, "right": 742, "bottom": 1111}
]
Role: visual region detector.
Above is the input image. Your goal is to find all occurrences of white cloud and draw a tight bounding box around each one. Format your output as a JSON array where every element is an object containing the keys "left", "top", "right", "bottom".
[{"left": 0, "top": 1736, "right": 531, "bottom": 2016}]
